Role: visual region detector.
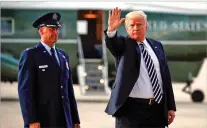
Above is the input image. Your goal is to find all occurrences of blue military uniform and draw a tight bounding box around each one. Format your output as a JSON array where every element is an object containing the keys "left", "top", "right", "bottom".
[{"left": 18, "top": 12, "right": 80, "bottom": 128}]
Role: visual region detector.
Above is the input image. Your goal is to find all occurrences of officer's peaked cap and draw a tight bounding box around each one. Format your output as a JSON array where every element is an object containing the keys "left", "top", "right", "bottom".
[{"left": 33, "top": 12, "right": 62, "bottom": 28}]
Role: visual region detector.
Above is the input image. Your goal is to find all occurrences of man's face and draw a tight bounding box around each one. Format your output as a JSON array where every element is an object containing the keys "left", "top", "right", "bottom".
[
  {"left": 125, "top": 16, "right": 148, "bottom": 42},
  {"left": 40, "top": 26, "right": 59, "bottom": 44}
]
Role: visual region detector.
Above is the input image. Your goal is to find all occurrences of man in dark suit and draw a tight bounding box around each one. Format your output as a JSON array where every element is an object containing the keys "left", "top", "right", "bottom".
[
  {"left": 105, "top": 7, "right": 176, "bottom": 128},
  {"left": 18, "top": 12, "right": 80, "bottom": 128}
]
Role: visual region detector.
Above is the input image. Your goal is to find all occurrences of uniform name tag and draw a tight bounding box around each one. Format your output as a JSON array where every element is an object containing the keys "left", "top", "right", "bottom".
[{"left": 39, "top": 65, "right": 48, "bottom": 68}]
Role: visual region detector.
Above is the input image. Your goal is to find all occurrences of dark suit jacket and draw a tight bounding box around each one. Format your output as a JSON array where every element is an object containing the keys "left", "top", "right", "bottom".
[
  {"left": 104, "top": 30, "right": 176, "bottom": 122},
  {"left": 18, "top": 42, "right": 80, "bottom": 128}
]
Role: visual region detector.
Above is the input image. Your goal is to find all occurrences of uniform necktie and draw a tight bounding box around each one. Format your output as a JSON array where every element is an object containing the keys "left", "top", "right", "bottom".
[
  {"left": 50, "top": 48, "right": 59, "bottom": 66},
  {"left": 139, "top": 43, "right": 163, "bottom": 104}
]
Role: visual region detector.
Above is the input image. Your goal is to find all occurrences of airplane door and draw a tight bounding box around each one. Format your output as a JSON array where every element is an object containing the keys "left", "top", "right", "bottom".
[{"left": 77, "top": 10, "right": 103, "bottom": 59}]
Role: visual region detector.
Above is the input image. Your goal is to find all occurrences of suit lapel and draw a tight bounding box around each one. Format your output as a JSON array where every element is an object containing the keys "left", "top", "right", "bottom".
[
  {"left": 56, "top": 49, "right": 65, "bottom": 74},
  {"left": 146, "top": 38, "right": 163, "bottom": 64},
  {"left": 36, "top": 42, "right": 52, "bottom": 58},
  {"left": 146, "top": 38, "right": 167, "bottom": 89},
  {"left": 146, "top": 38, "right": 166, "bottom": 85},
  {"left": 36, "top": 42, "right": 64, "bottom": 73}
]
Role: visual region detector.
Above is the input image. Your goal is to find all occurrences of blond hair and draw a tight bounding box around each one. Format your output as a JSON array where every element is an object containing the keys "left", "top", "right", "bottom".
[{"left": 125, "top": 11, "right": 147, "bottom": 25}]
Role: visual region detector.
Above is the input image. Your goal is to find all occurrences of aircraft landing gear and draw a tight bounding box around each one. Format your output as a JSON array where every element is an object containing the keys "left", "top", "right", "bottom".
[{"left": 191, "top": 90, "right": 205, "bottom": 103}]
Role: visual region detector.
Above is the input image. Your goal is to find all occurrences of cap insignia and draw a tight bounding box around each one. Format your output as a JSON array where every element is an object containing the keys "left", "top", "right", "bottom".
[{"left": 53, "top": 13, "right": 58, "bottom": 20}]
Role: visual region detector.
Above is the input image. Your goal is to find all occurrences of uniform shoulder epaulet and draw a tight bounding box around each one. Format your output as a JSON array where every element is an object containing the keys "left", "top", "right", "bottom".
[{"left": 25, "top": 46, "right": 37, "bottom": 51}]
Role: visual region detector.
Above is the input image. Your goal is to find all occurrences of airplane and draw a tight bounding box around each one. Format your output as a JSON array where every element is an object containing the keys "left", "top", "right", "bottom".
[{"left": 1, "top": 2, "right": 207, "bottom": 101}]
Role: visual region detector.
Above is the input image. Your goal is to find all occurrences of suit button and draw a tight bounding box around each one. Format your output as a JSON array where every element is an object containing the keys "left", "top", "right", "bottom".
[
  {"left": 62, "top": 96, "right": 64, "bottom": 99},
  {"left": 61, "top": 86, "right": 63, "bottom": 88}
]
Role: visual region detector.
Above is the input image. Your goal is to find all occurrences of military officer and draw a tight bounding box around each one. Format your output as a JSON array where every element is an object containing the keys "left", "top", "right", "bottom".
[{"left": 18, "top": 12, "right": 80, "bottom": 128}]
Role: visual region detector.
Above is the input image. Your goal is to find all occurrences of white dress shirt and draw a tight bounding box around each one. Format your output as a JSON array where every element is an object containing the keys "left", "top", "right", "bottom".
[
  {"left": 107, "top": 30, "right": 163, "bottom": 99},
  {"left": 41, "top": 41, "right": 60, "bottom": 65}
]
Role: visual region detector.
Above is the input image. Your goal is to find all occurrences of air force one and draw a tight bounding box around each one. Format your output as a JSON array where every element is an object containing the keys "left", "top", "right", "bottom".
[{"left": 1, "top": 2, "right": 206, "bottom": 102}]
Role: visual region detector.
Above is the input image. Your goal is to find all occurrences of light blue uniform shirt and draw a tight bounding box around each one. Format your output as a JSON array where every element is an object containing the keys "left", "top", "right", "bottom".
[{"left": 41, "top": 41, "right": 60, "bottom": 65}]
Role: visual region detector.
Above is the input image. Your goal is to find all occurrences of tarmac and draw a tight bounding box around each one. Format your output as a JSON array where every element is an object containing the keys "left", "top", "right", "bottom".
[
  {"left": 1, "top": 82, "right": 206, "bottom": 103},
  {"left": 1, "top": 82, "right": 207, "bottom": 128}
]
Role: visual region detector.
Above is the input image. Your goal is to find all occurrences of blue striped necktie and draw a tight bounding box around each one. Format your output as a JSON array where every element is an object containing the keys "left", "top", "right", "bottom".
[{"left": 139, "top": 43, "right": 163, "bottom": 104}]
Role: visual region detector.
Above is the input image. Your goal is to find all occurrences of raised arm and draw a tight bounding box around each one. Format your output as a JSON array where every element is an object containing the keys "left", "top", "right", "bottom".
[{"left": 105, "top": 7, "right": 126, "bottom": 57}]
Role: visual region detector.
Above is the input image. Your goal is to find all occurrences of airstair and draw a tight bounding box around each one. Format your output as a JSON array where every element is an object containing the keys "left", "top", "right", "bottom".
[{"left": 77, "top": 36, "right": 110, "bottom": 95}]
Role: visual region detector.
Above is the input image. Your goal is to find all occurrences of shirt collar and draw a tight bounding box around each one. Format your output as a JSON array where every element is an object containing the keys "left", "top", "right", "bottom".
[
  {"left": 40, "top": 41, "right": 56, "bottom": 54},
  {"left": 137, "top": 38, "right": 147, "bottom": 45}
]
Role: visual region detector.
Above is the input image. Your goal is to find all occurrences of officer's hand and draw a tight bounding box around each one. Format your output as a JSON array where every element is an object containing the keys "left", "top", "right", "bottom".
[
  {"left": 108, "top": 7, "right": 125, "bottom": 32},
  {"left": 74, "top": 124, "right": 80, "bottom": 128},
  {"left": 168, "top": 110, "right": 175, "bottom": 125},
  {"left": 29, "top": 122, "right": 40, "bottom": 128}
]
